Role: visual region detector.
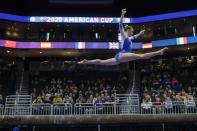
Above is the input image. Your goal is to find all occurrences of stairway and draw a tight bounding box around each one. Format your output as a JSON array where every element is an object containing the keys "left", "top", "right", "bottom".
[
  {"left": 116, "top": 94, "right": 140, "bottom": 114},
  {"left": 116, "top": 62, "right": 140, "bottom": 114},
  {"left": 16, "top": 70, "right": 29, "bottom": 95},
  {"left": 4, "top": 70, "right": 31, "bottom": 115}
]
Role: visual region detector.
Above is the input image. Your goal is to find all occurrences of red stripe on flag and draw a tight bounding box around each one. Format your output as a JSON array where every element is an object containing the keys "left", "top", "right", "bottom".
[
  {"left": 81, "top": 42, "right": 85, "bottom": 49},
  {"left": 183, "top": 37, "right": 187, "bottom": 44},
  {"left": 5, "top": 40, "right": 16, "bottom": 48}
]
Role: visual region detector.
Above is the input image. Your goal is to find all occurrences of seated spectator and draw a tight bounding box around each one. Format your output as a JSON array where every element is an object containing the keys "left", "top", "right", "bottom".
[
  {"left": 76, "top": 94, "right": 86, "bottom": 103},
  {"left": 171, "top": 77, "right": 178, "bottom": 85},
  {"left": 185, "top": 95, "right": 196, "bottom": 113},
  {"left": 43, "top": 94, "right": 51, "bottom": 104},
  {"left": 172, "top": 78, "right": 182, "bottom": 93},
  {"left": 51, "top": 78, "right": 56, "bottom": 85},
  {"left": 141, "top": 95, "right": 152, "bottom": 114},
  {"left": 105, "top": 96, "right": 112, "bottom": 103},
  {"left": 152, "top": 97, "right": 162, "bottom": 113},
  {"left": 163, "top": 97, "right": 173, "bottom": 113},
  {"left": 174, "top": 93, "right": 185, "bottom": 113},
  {"left": 86, "top": 95, "right": 94, "bottom": 104},
  {"left": 192, "top": 91, "right": 197, "bottom": 100},
  {"left": 32, "top": 95, "right": 44, "bottom": 104},
  {"left": 63, "top": 95, "right": 71, "bottom": 104},
  {"left": 186, "top": 86, "right": 193, "bottom": 96},
  {"left": 68, "top": 93, "right": 74, "bottom": 104},
  {"left": 57, "top": 78, "right": 62, "bottom": 85},
  {"left": 110, "top": 93, "right": 116, "bottom": 102},
  {"left": 180, "top": 90, "right": 187, "bottom": 101},
  {"left": 53, "top": 95, "right": 63, "bottom": 104}
]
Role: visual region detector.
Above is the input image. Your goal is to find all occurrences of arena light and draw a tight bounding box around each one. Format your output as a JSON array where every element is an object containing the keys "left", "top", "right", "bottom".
[
  {"left": 46, "top": 32, "right": 50, "bottom": 41},
  {"left": 95, "top": 32, "right": 100, "bottom": 39},
  {"left": 193, "top": 26, "right": 196, "bottom": 36}
]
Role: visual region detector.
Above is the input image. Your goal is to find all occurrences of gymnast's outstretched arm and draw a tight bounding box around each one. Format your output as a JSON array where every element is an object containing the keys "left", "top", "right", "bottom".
[
  {"left": 119, "top": 8, "right": 127, "bottom": 39},
  {"left": 133, "top": 29, "right": 146, "bottom": 39}
]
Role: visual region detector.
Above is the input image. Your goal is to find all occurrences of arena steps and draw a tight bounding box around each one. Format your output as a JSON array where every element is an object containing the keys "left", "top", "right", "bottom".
[
  {"left": 16, "top": 70, "right": 29, "bottom": 95},
  {"left": 115, "top": 94, "right": 140, "bottom": 114}
]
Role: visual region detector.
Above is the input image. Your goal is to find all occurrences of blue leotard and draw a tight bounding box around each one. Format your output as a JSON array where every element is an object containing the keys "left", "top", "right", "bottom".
[{"left": 115, "top": 21, "right": 135, "bottom": 62}]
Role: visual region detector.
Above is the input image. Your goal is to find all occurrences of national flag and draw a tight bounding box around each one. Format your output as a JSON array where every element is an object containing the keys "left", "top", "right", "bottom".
[
  {"left": 176, "top": 37, "right": 187, "bottom": 45},
  {"left": 142, "top": 43, "right": 152, "bottom": 49},
  {"left": 76, "top": 42, "right": 85, "bottom": 49},
  {"left": 109, "top": 42, "right": 119, "bottom": 49},
  {"left": 5, "top": 40, "right": 16, "bottom": 48},
  {"left": 41, "top": 42, "right": 51, "bottom": 48}
]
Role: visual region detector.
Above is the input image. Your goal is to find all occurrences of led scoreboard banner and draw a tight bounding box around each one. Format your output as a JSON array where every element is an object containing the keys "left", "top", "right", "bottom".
[
  {"left": 30, "top": 17, "right": 130, "bottom": 23},
  {"left": 0, "top": 9, "right": 197, "bottom": 23}
]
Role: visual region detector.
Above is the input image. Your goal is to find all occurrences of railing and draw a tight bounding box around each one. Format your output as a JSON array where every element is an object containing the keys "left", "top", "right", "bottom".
[
  {"left": 115, "top": 94, "right": 140, "bottom": 114},
  {"left": 115, "top": 94, "right": 139, "bottom": 103},
  {"left": 5, "top": 95, "right": 32, "bottom": 115},
  {"left": 32, "top": 103, "right": 72, "bottom": 115},
  {"left": 141, "top": 101, "right": 197, "bottom": 114},
  {"left": 4, "top": 106, "right": 31, "bottom": 115},
  {"left": 6, "top": 95, "right": 32, "bottom": 105},
  {"left": 1, "top": 101, "right": 197, "bottom": 116},
  {"left": 74, "top": 103, "right": 116, "bottom": 115}
]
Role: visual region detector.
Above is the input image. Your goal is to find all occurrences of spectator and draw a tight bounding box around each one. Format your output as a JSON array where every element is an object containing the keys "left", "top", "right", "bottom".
[
  {"left": 152, "top": 97, "right": 162, "bottom": 113},
  {"left": 87, "top": 95, "right": 94, "bottom": 103},
  {"left": 164, "top": 97, "right": 173, "bottom": 113},
  {"left": 63, "top": 95, "right": 70, "bottom": 104},
  {"left": 185, "top": 95, "right": 196, "bottom": 113},
  {"left": 141, "top": 95, "right": 152, "bottom": 114},
  {"left": 32, "top": 95, "right": 43, "bottom": 104},
  {"left": 53, "top": 95, "right": 63, "bottom": 104}
]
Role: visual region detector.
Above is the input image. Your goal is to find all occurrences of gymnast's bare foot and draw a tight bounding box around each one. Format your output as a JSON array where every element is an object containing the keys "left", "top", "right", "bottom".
[
  {"left": 78, "top": 59, "right": 88, "bottom": 64},
  {"left": 159, "top": 47, "right": 168, "bottom": 55}
]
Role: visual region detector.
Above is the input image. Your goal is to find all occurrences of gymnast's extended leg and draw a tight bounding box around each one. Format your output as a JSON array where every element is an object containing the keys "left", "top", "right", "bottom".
[
  {"left": 118, "top": 47, "right": 168, "bottom": 62},
  {"left": 78, "top": 58, "right": 119, "bottom": 66}
]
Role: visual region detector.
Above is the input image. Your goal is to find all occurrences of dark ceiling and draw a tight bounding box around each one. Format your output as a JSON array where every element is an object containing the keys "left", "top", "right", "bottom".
[{"left": 0, "top": 0, "right": 197, "bottom": 17}]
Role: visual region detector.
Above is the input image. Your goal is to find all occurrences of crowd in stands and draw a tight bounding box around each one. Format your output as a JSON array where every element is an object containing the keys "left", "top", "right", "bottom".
[
  {"left": 30, "top": 71, "right": 129, "bottom": 105},
  {"left": 30, "top": 57, "right": 197, "bottom": 109},
  {"left": 1, "top": 55, "right": 197, "bottom": 115},
  {"left": 140, "top": 57, "right": 197, "bottom": 113}
]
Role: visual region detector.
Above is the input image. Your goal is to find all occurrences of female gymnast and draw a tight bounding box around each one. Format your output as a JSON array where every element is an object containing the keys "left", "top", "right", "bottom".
[{"left": 78, "top": 8, "right": 168, "bottom": 66}]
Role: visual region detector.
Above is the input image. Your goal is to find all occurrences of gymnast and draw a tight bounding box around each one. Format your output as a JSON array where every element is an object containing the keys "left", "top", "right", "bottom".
[{"left": 78, "top": 8, "right": 168, "bottom": 66}]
